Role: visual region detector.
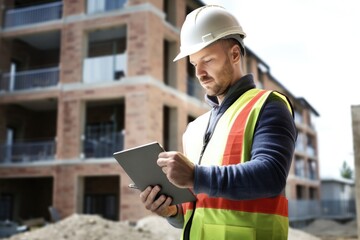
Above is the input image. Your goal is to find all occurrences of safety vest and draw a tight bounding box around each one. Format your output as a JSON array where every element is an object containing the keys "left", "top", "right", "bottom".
[{"left": 181, "top": 89, "right": 293, "bottom": 240}]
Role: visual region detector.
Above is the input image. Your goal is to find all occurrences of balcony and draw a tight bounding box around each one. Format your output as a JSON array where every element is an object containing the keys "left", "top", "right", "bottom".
[
  {"left": 84, "top": 126, "right": 124, "bottom": 159},
  {"left": 321, "top": 199, "right": 356, "bottom": 220},
  {"left": 87, "top": 0, "right": 126, "bottom": 14},
  {"left": 289, "top": 200, "right": 321, "bottom": 222},
  {"left": 83, "top": 54, "right": 126, "bottom": 83},
  {"left": 289, "top": 199, "right": 356, "bottom": 225},
  {"left": 3, "top": 2, "right": 63, "bottom": 29},
  {"left": 0, "top": 67, "right": 59, "bottom": 92},
  {"left": 0, "top": 140, "right": 56, "bottom": 164}
]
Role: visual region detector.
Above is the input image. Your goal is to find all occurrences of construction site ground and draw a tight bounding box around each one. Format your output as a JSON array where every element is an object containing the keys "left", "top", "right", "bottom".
[{"left": 0, "top": 214, "right": 357, "bottom": 240}]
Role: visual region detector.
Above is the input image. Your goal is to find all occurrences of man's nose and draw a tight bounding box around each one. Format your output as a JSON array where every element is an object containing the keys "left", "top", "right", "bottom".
[{"left": 195, "top": 65, "right": 206, "bottom": 79}]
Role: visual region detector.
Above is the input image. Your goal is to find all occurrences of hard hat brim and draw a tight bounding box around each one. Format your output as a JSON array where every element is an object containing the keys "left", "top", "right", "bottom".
[{"left": 173, "top": 39, "right": 217, "bottom": 62}]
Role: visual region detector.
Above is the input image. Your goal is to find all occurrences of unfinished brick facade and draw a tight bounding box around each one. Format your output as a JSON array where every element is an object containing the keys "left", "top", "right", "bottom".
[{"left": 0, "top": 0, "right": 319, "bottom": 224}]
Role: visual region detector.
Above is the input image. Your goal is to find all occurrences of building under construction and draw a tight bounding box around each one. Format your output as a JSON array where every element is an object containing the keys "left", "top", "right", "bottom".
[{"left": 0, "top": 0, "right": 319, "bottom": 223}]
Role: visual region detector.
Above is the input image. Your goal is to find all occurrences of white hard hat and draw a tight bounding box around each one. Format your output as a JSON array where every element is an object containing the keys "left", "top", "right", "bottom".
[{"left": 173, "top": 5, "right": 246, "bottom": 62}]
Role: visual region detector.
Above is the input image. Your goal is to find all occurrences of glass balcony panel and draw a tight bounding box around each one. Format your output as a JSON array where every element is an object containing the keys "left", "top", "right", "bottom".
[
  {"left": 321, "top": 199, "right": 356, "bottom": 219},
  {"left": 4, "top": 2, "right": 63, "bottom": 28},
  {"left": 0, "top": 67, "right": 59, "bottom": 92},
  {"left": 0, "top": 140, "right": 56, "bottom": 164},
  {"left": 289, "top": 200, "right": 321, "bottom": 221},
  {"left": 84, "top": 125, "right": 124, "bottom": 158},
  {"left": 295, "top": 158, "right": 305, "bottom": 178},
  {"left": 87, "top": 0, "right": 126, "bottom": 14},
  {"left": 83, "top": 54, "right": 126, "bottom": 83}
]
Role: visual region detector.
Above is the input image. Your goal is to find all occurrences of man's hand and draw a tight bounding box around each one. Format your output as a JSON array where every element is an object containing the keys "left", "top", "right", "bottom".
[
  {"left": 140, "top": 186, "right": 178, "bottom": 217},
  {"left": 157, "top": 151, "right": 195, "bottom": 188}
]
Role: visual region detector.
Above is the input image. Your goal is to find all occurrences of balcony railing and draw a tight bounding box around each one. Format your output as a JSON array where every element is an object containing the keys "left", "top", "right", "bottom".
[
  {"left": 321, "top": 199, "right": 356, "bottom": 219},
  {"left": 289, "top": 199, "right": 356, "bottom": 223},
  {"left": 0, "top": 140, "right": 56, "bottom": 164},
  {"left": 84, "top": 127, "right": 124, "bottom": 158},
  {"left": 4, "top": 2, "right": 63, "bottom": 28},
  {"left": 0, "top": 67, "right": 59, "bottom": 92},
  {"left": 83, "top": 54, "right": 126, "bottom": 83},
  {"left": 187, "top": 77, "right": 204, "bottom": 100},
  {"left": 87, "top": 0, "right": 126, "bottom": 14}
]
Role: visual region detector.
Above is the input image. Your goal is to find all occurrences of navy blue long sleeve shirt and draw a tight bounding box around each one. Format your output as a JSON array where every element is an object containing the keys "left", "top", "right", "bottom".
[{"left": 193, "top": 74, "right": 297, "bottom": 200}]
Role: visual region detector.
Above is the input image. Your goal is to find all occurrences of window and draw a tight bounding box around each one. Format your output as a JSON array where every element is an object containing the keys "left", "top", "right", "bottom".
[
  {"left": 164, "top": 0, "right": 176, "bottom": 25},
  {"left": 84, "top": 28, "right": 127, "bottom": 83},
  {"left": 309, "top": 187, "right": 317, "bottom": 200},
  {"left": 294, "top": 109, "right": 303, "bottom": 125},
  {"left": 295, "top": 157, "right": 305, "bottom": 178},
  {"left": 0, "top": 194, "right": 14, "bottom": 221},
  {"left": 295, "top": 132, "right": 305, "bottom": 153},
  {"left": 163, "top": 40, "right": 177, "bottom": 87},
  {"left": 306, "top": 134, "right": 316, "bottom": 157},
  {"left": 308, "top": 160, "right": 317, "bottom": 180},
  {"left": 163, "top": 106, "right": 178, "bottom": 151},
  {"left": 256, "top": 67, "right": 264, "bottom": 89},
  {"left": 84, "top": 194, "right": 117, "bottom": 220},
  {"left": 296, "top": 185, "right": 306, "bottom": 199}
]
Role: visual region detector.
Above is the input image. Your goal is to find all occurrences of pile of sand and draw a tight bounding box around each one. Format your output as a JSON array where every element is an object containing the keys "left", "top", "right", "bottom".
[
  {"left": 302, "top": 219, "right": 358, "bottom": 239},
  {"left": 0, "top": 214, "right": 327, "bottom": 240},
  {"left": 0, "top": 214, "right": 181, "bottom": 240}
]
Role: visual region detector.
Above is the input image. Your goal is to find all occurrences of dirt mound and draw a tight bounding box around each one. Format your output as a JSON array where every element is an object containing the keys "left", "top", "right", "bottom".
[
  {"left": 1, "top": 214, "right": 179, "bottom": 240},
  {"left": 289, "top": 227, "right": 321, "bottom": 240},
  {"left": 1, "top": 214, "right": 322, "bottom": 240},
  {"left": 302, "top": 219, "right": 358, "bottom": 238}
]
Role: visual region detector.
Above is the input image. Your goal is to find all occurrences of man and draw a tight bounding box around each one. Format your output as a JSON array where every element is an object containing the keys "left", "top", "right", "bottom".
[{"left": 140, "top": 5, "right": 297, "bottom": 240}]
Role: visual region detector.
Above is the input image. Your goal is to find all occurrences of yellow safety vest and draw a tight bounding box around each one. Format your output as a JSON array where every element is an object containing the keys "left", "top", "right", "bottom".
[{"left": 181, "top": 89, "right": 293, "bottom": 240}]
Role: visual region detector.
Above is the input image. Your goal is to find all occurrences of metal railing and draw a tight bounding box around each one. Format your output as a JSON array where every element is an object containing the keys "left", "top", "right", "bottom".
[
  {"left": 289, "top": 200, "right": 321, "bottom": 221},
  {"left": 321, "top": 199, "right": 356, "bottom": 219},
  {"left": 87, "top": 0, "right": 126, "bottom": 14},
  {"left": 289, "top": 199, "right": 356, "bottom": 222},
  {"left": 0, "top": 67, "right": 59, "bottom": 92},
  {"left": 187, "top": 77, "right": 204, "bottom": 101},
  {"left": 0, "top": 140, "right": 56, "bottom": 164},
  {"left": 83, "top": 125, "right": 124, "bottom": 158},
  {"left": 4, "top": 2, "right": 63, "bottom": 28}
]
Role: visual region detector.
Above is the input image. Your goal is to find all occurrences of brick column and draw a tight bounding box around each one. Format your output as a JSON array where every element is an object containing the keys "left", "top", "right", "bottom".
[
  {"left": 53, "top": 166, "right": 76, "bottom": 218},
  {"left": 56, "top": 96, "right": 85, "bottom": 160},
  {"left": 59, "top": 22, "right": 85, "bottom": 84},
  {"left": 62, "top": 0, "right": 85, "bottom": 16},
  {"left": 127, "top": 11, "right": 164, "bottom": 81},
  {"left": 125, "top": 91, "right": 151, "bottom": 148}
]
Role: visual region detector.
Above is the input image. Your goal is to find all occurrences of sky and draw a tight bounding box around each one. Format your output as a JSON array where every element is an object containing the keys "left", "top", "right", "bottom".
[{"left": 203, "top": 0, "right": 360, "bottom": 178}]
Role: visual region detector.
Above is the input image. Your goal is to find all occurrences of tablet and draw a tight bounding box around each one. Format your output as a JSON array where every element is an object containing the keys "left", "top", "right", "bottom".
[{"left": 113, "top": 142, "right": 196, "bottom": 205}]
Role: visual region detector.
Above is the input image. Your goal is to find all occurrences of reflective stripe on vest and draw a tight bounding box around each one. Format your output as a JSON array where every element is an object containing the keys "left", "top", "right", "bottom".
[{"left": 181, "top": 89, "right": 293, "bottom": 240}]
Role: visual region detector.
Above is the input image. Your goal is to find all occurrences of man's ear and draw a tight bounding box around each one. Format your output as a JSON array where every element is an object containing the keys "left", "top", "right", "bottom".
[{"left": 230, "top": 44, "right": 241, "bottom": 64}]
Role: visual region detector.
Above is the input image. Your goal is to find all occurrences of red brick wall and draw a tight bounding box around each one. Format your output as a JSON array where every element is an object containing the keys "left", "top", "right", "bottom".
[
  {"left": 63, "top": 0, "right": 85, "bottom": 17},
  {"left": 56, "top": 97, "right": 84, "bottom": 159},
  {"left": 59, "top": 23, "right": 84, "bottom": 84},
  {"left": 0, "top": 0, "right": 211, "bottom": 223}
]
